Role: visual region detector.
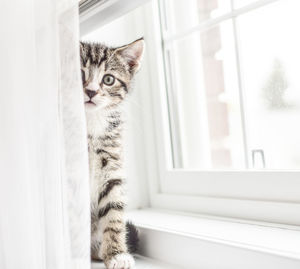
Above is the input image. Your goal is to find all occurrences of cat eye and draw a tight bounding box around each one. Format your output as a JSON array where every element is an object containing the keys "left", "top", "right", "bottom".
[{"left": 102, "top": 74, "right": 115, "bottom": 86}]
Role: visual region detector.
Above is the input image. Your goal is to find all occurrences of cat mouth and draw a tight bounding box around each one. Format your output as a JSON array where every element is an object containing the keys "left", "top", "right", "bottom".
[{"left": 85, "top": 100, "right": 96, "bottom": 105}]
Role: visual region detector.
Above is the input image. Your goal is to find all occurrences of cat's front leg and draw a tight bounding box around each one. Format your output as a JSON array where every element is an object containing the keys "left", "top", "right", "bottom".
[{"left": 98, "top": 178, "right": 135, "bottom": 269}]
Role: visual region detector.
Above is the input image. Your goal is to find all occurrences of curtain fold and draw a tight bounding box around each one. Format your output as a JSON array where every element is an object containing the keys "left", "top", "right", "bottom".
[{"left": 0, "top": 0, "right": 90, "bottom": 269}]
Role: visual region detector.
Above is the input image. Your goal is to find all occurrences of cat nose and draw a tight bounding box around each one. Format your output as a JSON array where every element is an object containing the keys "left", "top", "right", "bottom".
[{"left": 85, "top": 89, "right": 97, "bottom": 99}]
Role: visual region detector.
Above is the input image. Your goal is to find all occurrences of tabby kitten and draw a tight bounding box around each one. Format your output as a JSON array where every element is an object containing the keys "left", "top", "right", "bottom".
[{"left": 80, "top": 38, "right": 144, "bottom": 269}]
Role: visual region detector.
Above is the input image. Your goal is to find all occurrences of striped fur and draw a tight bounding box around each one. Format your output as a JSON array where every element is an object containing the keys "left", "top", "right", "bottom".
[{"left": 80, "top": 38, "right": 144, "bottom": 269}]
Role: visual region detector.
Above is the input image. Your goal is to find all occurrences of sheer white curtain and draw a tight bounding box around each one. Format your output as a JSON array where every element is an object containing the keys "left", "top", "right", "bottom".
[{"left": 0, "top": 0, "right": 90, "bottom": 269}]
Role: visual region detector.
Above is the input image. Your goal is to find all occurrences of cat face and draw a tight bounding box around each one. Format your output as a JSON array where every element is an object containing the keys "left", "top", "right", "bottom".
[{"left": 80, "top": 39, "right": 144, "bottom": 112}]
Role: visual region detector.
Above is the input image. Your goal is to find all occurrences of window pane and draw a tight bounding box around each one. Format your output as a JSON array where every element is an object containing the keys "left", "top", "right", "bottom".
[
  {"left": 164, "top": 0, "right": 231, "bottom": 34},
  {"left": 167, "top": 21, "right": 245, "bottom": 169},
  {"left": 233, "top": 0, "right": 256, "bottom": 9},
  {"left": 238, "top": 0, "right": 300, "bottom": 169}
]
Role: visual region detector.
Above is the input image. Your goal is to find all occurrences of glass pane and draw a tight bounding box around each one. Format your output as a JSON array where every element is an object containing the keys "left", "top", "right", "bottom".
[
  {"left": 233, "top": 0, "right": 256, "bottom": 9},
  {"left": 238, "top": 0, "right": 300, "bottom": 169},
  {"left": 168, "top": 21, "right": 245, "bottom": 169},
  {"left": 164, "top": 0, "right": 231, "bottom": 34}
]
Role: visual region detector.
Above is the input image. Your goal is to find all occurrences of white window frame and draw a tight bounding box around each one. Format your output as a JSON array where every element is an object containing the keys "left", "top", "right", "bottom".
[{"left": 141, "top": 0, "right": 300, "bottom": 226}]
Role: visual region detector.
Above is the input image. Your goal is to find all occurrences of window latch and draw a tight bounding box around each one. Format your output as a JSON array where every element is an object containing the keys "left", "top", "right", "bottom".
[{"left": 251, "top": 149, "right": 266, "bottom": 169}]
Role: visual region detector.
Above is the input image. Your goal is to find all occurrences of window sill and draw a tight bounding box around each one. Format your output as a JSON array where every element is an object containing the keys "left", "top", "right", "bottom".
[
  {"left": 126, "top": 208, "right": 300, "bottom": 269},
  {"left": 92, "top": 254, "right": 180, "bottom": 269}
]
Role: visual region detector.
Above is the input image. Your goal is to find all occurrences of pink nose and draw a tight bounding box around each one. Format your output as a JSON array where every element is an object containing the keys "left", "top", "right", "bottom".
[{"left": 86, "top": 82, "right": 99, "bottom": 92}]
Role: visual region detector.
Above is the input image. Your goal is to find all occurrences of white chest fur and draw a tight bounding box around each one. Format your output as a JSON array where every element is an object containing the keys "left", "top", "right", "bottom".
[
  {"left": 86, "top": 109, "right": 109, "bottom": 137},
  {"left": 86, "top": 109, "right": 108, "bottom": 206}
]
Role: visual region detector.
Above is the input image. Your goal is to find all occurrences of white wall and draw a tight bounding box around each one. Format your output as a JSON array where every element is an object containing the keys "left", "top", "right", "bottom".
[{"left": 81, "top": 5, "right": 152, "bottom": 209}]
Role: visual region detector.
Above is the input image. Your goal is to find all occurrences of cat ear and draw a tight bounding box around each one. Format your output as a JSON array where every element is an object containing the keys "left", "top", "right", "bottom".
[{"left": 115, "top": 38, "right": 145, "bottom": 74}]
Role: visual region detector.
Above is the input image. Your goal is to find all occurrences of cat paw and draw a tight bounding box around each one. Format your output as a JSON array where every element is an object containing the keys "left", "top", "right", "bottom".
[{"left": 106, "top": 253, "right": 135, "bottom": 269}]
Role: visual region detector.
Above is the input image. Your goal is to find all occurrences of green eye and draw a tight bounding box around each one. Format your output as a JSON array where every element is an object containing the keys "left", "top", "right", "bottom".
[{"left": 102, "top": 74, "right": 115, "bottom": 86}]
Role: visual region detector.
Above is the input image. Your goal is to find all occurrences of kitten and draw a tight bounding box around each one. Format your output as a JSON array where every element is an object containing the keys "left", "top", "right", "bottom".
[{"left": 80, "top": 38, "right": 144, "bottom": 269}]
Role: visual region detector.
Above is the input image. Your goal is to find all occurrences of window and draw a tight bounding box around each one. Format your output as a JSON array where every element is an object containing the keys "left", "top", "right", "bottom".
[
  {"left": 144, "top": 0, "right": 300, "bottom": 225},
  {"left": 162, "top": 0, "right": 300, "bottom": 170}
]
